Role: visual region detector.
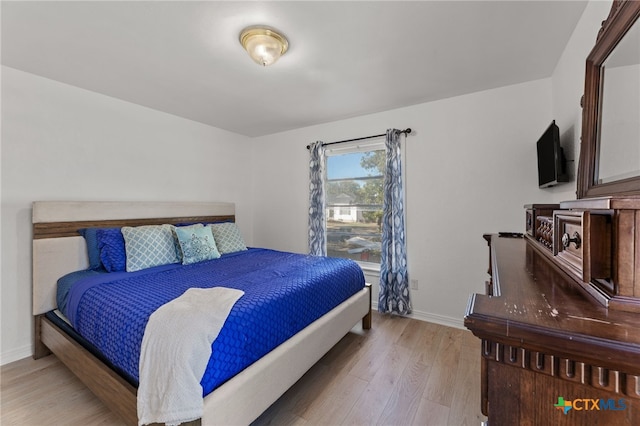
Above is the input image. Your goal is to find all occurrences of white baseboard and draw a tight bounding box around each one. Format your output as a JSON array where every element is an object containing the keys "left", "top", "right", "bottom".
[
  {"left": 408, "top": 309, "right": 465, "bottom": 329},
  {"left": 371, "top": 302, "right": 465, "bottom": 330},
  {"left": 1, "top": 344, "right": 32, "bottom": 366}
]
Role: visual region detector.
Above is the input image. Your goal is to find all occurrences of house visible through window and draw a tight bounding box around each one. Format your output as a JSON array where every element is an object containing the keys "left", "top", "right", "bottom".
[{"left": 325, "top": 142, "right": 385, "bottom": 267}]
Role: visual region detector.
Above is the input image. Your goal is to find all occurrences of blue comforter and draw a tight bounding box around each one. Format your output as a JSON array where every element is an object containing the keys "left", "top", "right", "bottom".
[{"left": 59, "top": 248, "right": 365, "bottom": 396}]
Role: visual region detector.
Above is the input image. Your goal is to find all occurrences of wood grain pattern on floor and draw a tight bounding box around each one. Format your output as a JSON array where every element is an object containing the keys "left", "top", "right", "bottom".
[{"left": 1, "top": 313, "right": 486, "bottom": 425}]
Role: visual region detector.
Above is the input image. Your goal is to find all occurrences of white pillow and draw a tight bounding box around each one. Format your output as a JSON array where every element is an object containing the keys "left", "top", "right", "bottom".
[
  {"left": 122, "top": 224, "right": 181, "bottom": 272},
  {"left": 208, "top": 223, "right": 247, "bottom": 254}
]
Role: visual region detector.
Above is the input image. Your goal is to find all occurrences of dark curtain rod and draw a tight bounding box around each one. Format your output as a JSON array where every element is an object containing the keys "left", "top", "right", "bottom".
[{"left": 306, "top": 128, "right": 411, "bottom": 150}]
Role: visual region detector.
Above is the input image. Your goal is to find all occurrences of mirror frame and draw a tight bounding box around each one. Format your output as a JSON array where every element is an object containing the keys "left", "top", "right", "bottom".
[{"left": 577, "top": 0, "right": 640, "bottom": 199}]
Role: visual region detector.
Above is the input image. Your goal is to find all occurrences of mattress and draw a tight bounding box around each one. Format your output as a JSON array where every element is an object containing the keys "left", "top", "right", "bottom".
[{"left": 57, "top": 248, "right": 365, "bottom": 396}]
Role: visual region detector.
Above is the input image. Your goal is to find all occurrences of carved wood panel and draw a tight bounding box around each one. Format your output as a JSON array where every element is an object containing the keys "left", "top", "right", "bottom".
[{"left": 482, "top": 339, "right": 640, "bottom": 400}]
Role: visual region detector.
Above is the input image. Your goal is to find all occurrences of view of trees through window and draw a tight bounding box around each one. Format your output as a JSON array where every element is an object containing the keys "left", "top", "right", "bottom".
[{"left": 326, "top": 148, "right": 385, "bottom": 265}]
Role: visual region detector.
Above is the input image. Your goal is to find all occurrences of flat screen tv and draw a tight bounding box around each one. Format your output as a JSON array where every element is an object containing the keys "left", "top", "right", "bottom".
[{"left": 536, "top": 120, "right": 568, "bottom": 188}]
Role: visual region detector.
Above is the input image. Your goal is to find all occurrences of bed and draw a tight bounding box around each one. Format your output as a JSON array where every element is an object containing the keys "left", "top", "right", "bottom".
[{"left": 32, "top": 201, "right": 372, "bottom": 425}]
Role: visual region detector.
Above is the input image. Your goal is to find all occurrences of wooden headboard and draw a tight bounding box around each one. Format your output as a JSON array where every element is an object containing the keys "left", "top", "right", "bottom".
[{"left": 32, "top": 201, "right": 235, "bottom": 315}]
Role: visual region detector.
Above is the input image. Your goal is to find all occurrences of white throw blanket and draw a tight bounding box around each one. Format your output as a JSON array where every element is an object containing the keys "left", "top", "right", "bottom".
[{"left": 137, "top": 287, "right": 245, "bottom": 426}]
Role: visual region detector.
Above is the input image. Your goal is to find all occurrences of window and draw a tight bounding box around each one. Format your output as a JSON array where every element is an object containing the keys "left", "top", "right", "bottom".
[{"left": 325, "top": 142, "right": 385, "bottom": 268}]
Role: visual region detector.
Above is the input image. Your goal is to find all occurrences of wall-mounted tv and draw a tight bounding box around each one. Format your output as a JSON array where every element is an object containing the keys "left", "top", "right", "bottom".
[{"left": 536, "top": 120, "right": 568, "bottom": 188}]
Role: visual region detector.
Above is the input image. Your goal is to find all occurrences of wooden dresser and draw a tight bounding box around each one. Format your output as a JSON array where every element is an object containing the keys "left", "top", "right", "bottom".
[
  {"left": 465, "top": 197, "right": 640, "bottom": 425},
  {"left": 465, "top": 2, "right": 640, "bottom": 423}
]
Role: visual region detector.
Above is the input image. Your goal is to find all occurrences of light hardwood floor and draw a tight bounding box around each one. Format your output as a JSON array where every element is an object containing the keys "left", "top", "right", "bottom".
[{"left": 1, "top": 313, "right": 486, "bottom": 425}]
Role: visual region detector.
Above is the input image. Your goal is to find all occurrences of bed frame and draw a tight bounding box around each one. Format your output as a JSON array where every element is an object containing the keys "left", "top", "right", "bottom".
[{"left": 32, "top": 201, "right": 372, "bottom": 425}]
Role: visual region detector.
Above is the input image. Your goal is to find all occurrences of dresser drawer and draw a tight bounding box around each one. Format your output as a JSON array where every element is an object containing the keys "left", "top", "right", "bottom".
[
  {"left": 535, "top": 216, "right": 554, "bottom": 251},
  {"left": 524, "top": 204, "right": 558, "bottom": 239},
  {"left": 553, "top": 211, "right": 611, "bottom": 285}
]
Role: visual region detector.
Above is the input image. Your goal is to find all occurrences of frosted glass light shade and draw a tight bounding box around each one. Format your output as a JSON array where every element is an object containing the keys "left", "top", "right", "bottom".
[{"left": 240, "top": 26, "right": 289, "bottom": 66}]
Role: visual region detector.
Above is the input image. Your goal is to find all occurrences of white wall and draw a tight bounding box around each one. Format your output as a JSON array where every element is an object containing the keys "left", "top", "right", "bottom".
[
  {"left": 0, "top": 0, "right": 615, "bottom": 363},
  {"left": 1, "top": 66, "right": 252, "bottom": 364},
  {"left": 250, "top": 78, "right": 557, "bottom": 328},
  {"left": 247, "top": 0, "right": 623, "bottom": 323}
]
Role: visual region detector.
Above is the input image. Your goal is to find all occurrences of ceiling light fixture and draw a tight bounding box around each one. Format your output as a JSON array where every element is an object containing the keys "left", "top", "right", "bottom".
[{"left": 239, "top": 25, "right": 289, "bottom": 67}]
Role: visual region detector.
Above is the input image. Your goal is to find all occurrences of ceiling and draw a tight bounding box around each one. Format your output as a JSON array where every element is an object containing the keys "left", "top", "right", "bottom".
[{"left": 1, "top": 1, "right": 588, "bottom": 137}]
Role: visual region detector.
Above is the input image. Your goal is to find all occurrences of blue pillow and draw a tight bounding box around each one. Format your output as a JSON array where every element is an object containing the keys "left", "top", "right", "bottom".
[
  {"left": 96, "top": 228, "right": 127, "bottom": 272},
  {"left": 78, "top": 228, "right": 102, "bottom": 270},
  {"left": 175, "top": 225, "right": 221, "bottom": 265}
]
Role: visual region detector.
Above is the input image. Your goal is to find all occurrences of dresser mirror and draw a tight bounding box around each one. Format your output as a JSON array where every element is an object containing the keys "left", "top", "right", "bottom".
[{"left": 577, "top": 0, "right": 640, "bottom": 198}]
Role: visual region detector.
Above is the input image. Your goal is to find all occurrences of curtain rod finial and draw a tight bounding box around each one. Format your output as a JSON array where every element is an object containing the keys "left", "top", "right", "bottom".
[{"left": 306, "top": 127, "right": 412, "bottom": 150}]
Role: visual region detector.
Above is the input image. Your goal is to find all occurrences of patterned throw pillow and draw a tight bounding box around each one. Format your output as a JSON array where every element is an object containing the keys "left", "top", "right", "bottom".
[
  {"left": 96, "top": 228, "right": 127, "bottom": 272},
  {"left": 122, "top": 225, "right": 181, "bottom": 272},
  {"left": 174, "top": 225, "right": 221, "bottom": 265},
  {"left": 173, "top": 223, "right": 204, "bottom": 257},
  {"left": 208, "top": 222, "right": 247, "bottom": 254}
]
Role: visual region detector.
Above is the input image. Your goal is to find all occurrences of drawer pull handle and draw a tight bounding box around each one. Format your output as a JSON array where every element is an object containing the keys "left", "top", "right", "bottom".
[{"left": 562, "top": 231, "right": 581, "bottom": 249}]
